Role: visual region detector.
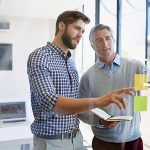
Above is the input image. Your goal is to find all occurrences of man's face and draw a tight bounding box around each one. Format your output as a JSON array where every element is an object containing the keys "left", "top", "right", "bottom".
[
  {"left": 62, "top": 19, "right": 85, "bottom": 49},
  {"left": 92, "top": 29, "right": 115, "bottom": 59}
]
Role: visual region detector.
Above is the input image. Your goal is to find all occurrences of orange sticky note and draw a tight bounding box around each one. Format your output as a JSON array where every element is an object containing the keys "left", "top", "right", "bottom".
[{"left": 134, "top": 74, "right": 148, "bottom": 90}]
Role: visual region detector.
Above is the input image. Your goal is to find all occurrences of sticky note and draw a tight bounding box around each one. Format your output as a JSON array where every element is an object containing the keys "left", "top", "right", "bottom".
[
  {"left": 134, "top": 96, "right": 147, "bottom": 112},
  {"left": 134, "top": 74, "right": 148, "bottom": 90}
]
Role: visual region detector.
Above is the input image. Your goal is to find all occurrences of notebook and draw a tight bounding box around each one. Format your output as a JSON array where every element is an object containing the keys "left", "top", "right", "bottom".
[
  {"left": 91, "top": 108, "right": 133, "bottom": 122},
  {"left": 0, "top": 100, "right": 30, "bottom": 127}
]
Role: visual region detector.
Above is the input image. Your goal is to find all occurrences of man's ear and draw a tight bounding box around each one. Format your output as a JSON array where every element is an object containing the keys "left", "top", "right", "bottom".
[
  {"left": 59, "top": 22, "right": 65, "bottom": 32},
  {"left": 113, "top": 38, "right": 115, "bottom": 43},
  {"left": 91, "top": 43, "right": 94, "bottom": 49},
  {"left": 91, "top": 43, "right": 96, "bottom": 51}
]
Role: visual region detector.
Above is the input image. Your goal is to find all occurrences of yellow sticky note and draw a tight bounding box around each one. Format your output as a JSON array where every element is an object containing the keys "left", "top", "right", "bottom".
[
  {"left": 134, "top": 74, "right": 148, "bottom": 90},
  {"left": 134, "top": 96, "right": 147, "bottom": 112}
]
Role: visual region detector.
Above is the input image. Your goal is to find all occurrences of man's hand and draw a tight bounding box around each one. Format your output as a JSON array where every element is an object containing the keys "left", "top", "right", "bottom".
[
  {"left": 99, "top": 118, "right": 119, "bottom": 128},
  {"left": 97, "top": 87, "right": 134, "bottom": 109}
]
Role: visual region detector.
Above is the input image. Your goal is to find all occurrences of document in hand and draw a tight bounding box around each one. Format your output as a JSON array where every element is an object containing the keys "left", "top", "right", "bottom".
[{"left": 91, "top": 108, "right": 133, "bottom": 122}]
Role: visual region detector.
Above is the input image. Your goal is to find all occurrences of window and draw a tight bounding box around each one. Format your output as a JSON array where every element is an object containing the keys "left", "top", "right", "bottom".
[
  {"left": 99, "top": 0, "right": 117, "bottom": 50},
  {"left": 147, "top": 0, "right": 150, "bottom": 65},
  {"left": 121, "top": 0, "right": 146, "bottom": 62},
  {"left": 0, "top": 44, "right": 12, "bottom": 70}
]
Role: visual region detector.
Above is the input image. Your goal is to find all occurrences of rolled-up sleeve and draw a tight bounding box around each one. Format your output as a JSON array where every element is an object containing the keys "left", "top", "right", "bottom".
[{"left": 27, "top": 51, "right": 58, "bottom": 112}]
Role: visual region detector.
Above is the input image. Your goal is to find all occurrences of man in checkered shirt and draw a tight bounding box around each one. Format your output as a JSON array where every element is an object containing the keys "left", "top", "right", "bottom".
[{"left": 27, "top": 10, "right": 134, "bottom": 150}]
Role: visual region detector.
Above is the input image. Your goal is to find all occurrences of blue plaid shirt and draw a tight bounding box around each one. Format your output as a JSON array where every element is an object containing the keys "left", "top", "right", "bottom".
[{"left": 27, "top": 42, "right": 80, "bottom": 136}]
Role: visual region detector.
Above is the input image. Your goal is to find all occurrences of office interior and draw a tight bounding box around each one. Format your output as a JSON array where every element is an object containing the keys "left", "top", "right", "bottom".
[{"left": 0, "top": 0, "right": 150, "bottom": 150}]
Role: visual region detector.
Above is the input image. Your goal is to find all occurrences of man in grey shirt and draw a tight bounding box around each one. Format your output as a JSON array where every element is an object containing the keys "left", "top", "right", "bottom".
[{"left": 79, "top": 24, "right": 147, "bottom": 150}]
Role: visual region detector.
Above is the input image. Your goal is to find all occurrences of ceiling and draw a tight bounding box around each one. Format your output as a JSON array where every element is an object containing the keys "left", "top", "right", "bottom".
[{"left": 0, "top": 0, "right": 86, "bottom": 19}]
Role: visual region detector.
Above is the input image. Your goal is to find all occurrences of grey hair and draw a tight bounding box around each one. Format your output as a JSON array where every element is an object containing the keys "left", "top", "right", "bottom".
[{"left": 89, "top": 24, "right": 114, "bottom": 47}]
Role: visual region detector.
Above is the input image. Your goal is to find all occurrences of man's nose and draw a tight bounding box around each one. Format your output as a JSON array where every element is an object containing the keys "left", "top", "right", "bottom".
[
  {"left": 102, "top": 39, "right": 108, "bottom": 47},
  {"left": 78, "top": 30, "right": 83, "bottom": 37}
]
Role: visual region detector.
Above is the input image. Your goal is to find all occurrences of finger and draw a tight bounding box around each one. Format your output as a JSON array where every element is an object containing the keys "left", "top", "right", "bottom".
[
  {"left": 107, "top": 122, "right": 118, "bottom": 128},
  {"left": 112, "top": 96, "right": 126, "bottom": 109},
  {"left": 111, "top": 97, "right": 123, "bottom": 109},
  {"left": 118, "top": 96, "right": 127, "bottom": 109},
  {"left": 115, "top": 87, "right": 134, "bottom": 94},
  {"left": 109, "top": 122, "right": 118, "bottom": 127},
  {"left": 123, "top": 91, "right": 135, "bottom": 96}
]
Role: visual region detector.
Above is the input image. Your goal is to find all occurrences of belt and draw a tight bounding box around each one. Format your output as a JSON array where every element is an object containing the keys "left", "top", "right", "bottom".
[{"left": 36, "top": 129, "right": 80, "bottom": 140}]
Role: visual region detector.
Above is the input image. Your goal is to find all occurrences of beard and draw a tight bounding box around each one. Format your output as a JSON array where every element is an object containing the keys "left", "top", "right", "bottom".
[{"left": 62, "top": 30, "right": 76, "bottom": 49}]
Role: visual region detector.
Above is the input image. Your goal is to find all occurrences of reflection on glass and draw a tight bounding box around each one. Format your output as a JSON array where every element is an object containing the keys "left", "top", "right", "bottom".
[
  {"left": 148, "top": 0, "right": 150, "bottom": 64},
  {"left": 121, "top": 0, "right": 146, "bottom": 62},
  {"left": 100, "top": 0, "right": 117, "bottom": 50}
]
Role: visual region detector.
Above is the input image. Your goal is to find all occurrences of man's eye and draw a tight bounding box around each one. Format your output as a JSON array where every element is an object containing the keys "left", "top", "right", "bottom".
[
  {"left": 106, "top": 37, "right": 110, "bottom": 41},
  {"left": 96, "top": 39, "right": 102, "bottom": 43}
]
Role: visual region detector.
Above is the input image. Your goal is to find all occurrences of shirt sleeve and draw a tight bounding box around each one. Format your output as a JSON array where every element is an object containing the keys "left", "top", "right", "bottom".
[
  {"left": 79, "top": 73, "right": 104, "bottom": 128},
  {"left": 27, "top": 51, "right": 58, "bottom": 112}
]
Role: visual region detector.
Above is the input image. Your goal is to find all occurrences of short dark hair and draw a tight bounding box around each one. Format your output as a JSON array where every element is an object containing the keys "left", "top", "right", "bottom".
[
  {"left": 89, "top": 24, "right": 114, "bottom": 46},
  {"left": 55, "top": 10, "right": 90, "bottom": 35}
]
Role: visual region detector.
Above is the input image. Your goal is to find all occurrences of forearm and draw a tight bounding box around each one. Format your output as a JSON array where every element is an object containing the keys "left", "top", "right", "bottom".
[
  {"left": 54, "top": 88, "right": 134, "bottom": 115},
  {"left": 54, "top": 96, "right": 98, "bottom": 115}
]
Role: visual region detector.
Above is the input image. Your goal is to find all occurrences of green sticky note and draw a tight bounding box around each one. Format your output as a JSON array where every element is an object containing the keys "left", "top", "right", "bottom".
[{"left": 134, "top": 96, "right": 147, "bottom": 112}]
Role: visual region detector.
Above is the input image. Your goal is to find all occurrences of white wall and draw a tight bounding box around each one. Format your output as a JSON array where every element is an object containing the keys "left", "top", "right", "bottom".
[{"left": 0, "top": 16, "right": 55, "bottom": 120}]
